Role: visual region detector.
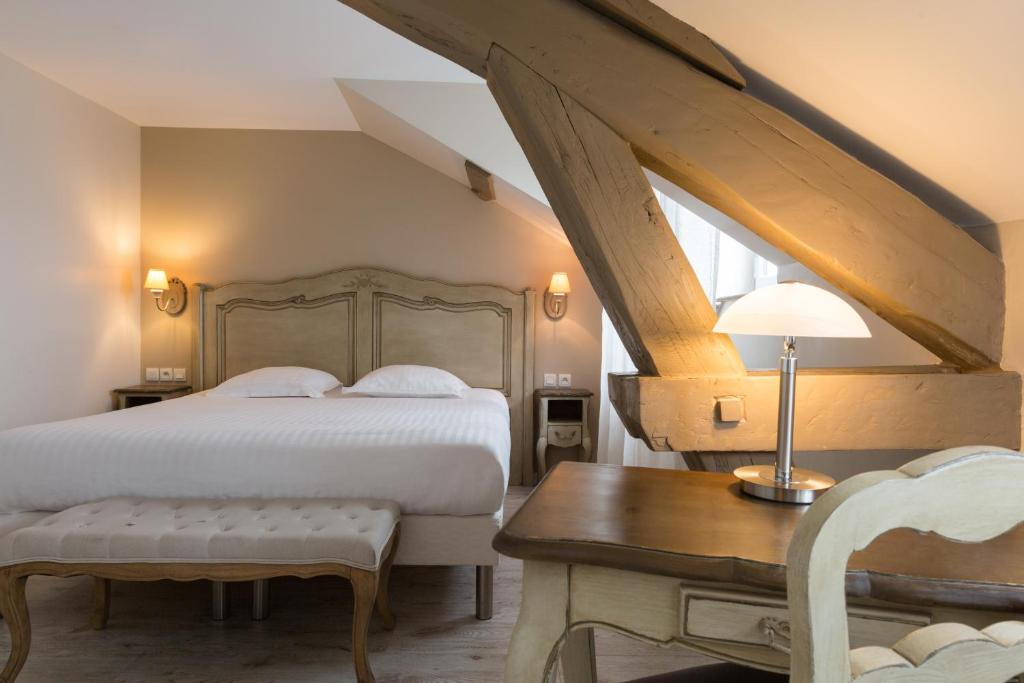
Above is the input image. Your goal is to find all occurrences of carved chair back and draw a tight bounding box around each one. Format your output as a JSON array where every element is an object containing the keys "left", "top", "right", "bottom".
[{"left": 786, "top": 446, "right": 1024, "bottom": 683}]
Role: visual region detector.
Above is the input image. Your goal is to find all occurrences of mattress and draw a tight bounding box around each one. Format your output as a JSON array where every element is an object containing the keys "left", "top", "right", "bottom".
[{"left": 0, "top": 388, "right": 510, "bottom": 516}]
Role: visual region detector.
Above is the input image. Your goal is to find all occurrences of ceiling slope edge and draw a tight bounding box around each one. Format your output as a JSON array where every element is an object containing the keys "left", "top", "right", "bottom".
[{"left": 336, "top": 78, "right": 565, "bottom": 243}]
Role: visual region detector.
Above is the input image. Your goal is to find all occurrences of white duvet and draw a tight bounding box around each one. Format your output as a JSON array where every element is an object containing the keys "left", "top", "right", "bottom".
[{"left": 0, "top": 389, "right": 510, "bottom": 516}]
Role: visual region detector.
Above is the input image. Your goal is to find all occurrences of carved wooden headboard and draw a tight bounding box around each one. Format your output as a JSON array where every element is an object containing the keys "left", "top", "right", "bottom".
[{"left": 191, "top": 266, "right": 536, "bottom": 485}]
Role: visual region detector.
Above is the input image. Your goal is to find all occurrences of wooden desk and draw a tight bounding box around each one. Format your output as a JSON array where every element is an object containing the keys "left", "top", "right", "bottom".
[{"left": 493, "top": 462, "right": 1024, "bottom": 682}]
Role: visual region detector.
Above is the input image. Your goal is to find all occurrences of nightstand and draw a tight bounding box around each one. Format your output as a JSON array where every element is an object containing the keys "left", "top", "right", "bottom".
[
  {"left": 534, "top": 388, "right": 593, "bottom": 480},
  {"left": 111, "top": 384, "right": 191, "bottom": 410}
]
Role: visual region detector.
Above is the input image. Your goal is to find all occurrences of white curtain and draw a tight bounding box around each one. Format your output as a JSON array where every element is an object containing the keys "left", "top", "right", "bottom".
[{"left": 596, "top": 190, "right": 720, "bottom": 469}]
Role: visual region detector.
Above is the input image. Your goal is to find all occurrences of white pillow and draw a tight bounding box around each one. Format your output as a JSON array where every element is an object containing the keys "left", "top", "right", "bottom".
[
  {"left": 208, "top": 366, "right": 340, "bottom": 398},
  {"left": 348, "top": 365, "right": 469, "bottom": 398}
]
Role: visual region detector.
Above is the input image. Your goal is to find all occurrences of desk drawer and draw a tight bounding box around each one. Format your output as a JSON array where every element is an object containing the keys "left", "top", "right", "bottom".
[
  {"left": 547, "top": 425, "right": 582, "bottom": 448},
  {"left": 680, "top": 587, "right": 929, "bottom": 651}
]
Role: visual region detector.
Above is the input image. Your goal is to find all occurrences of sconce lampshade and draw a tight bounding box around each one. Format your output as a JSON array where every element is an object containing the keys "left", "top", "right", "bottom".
[
  {"left": 714, "top": 282, "right": 870, "bottom": 339},
  {"left": 144, "top": 268, "right": 170, "bottom": 292},
  {"left": 548, "top": 272, "right": 571, "bottom": 295}
]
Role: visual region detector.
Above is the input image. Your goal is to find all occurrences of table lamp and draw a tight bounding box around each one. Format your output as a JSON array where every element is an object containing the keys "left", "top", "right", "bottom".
[{"left": 713, "top": 281, "right": 871, "bottom": 503}]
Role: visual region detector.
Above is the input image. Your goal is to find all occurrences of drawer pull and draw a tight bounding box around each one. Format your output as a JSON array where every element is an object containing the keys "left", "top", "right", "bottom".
[{"left": 758, "top": 617, "right": 791, "bottom": 655}]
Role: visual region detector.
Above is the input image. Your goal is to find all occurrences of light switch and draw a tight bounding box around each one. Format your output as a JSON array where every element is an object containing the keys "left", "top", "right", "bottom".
[
  {"left": 173, "top": 368, "right": 186, "bottom": 381},
  {"left": 543, "top": 373, "right": 557, "bottom": 388},
  {"left": 145, "top": 367, "right": 159, "bottom": 382},
  {"left": 159, "top": 368, "right": 173, "bottom": 382},
  {"left": 716, "top": 396, "right": 745, "bottom": 423},
  {"left": 558, "top": 373, "right": 572, "bottom": 388}
]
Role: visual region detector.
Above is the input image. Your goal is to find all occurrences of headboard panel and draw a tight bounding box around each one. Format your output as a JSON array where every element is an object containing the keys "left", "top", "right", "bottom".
[{"left": 193, "top": 267, "right": 535, "bottom": 485}]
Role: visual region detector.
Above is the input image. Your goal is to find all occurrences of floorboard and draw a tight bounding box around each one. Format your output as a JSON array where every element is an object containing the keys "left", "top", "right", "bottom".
[{"left": 0, "top": 488, "right": 713, "bottom": 682}]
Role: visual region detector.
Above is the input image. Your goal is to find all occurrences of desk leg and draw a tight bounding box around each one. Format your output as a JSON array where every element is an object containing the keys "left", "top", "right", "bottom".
[
  {"left": 562, "top": 627, "right": 597, "bottom": 683},
  {"left": 505, "top": 560, "right": 571, "bottom": 683}
]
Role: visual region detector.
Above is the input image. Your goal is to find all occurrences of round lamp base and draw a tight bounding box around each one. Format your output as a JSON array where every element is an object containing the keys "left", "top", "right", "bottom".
[{"left": 734, "top": 465, "right": 836, "bottom": 505}]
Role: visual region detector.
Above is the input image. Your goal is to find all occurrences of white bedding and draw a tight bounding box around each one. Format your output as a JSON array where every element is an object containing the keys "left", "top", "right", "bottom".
[{"left": 0, "top": 388, "right": 510, "bottom": 516}]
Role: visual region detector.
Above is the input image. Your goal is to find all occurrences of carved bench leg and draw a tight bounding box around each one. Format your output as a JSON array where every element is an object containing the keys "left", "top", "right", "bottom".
[
  {"left": 350, "top": 568, "right": 379, "bottom": 683},
  {"left": 0, "top": 569, "right": 30, "bottom": 683},
  {"left": 91, "top": 578, "right": 111, "bottom": 630}
]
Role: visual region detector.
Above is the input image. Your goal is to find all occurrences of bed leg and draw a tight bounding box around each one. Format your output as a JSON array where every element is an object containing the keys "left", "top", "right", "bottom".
[
  {"left": 475, "top": 565, "right": 493, "bottom": 621},
  {"left": 211, "top": 581, "right": 228, "bottom": 621},
  {"left": 252, "top": 579, "right": 269, "bottom": 621}
]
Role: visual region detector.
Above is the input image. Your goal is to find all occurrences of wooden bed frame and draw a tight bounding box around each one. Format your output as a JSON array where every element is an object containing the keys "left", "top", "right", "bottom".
[{"left": 190, "top": 266, "right": 535, "bottom": 619}]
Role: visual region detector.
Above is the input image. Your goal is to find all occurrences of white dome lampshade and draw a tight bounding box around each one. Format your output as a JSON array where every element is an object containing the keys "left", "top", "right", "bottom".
[{"left": 713, "top": 282, "right": 871, "bottom": 339}]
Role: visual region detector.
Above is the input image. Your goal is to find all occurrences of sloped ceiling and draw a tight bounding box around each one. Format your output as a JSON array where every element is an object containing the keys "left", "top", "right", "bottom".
[
  {"left": 0, "top": 0, "right": 476, "bottom": 129},
  {"left": 337, "top": 79, "right": 564, "bottom": 240},
  {"left": 0, "top": 0, "right": 1019, "bottom": 227},
  {"left": 657, "top": 0, "right": 1024, "bottom": 227}
]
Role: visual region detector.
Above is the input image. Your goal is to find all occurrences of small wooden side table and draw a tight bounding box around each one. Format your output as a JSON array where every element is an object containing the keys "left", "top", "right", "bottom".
[
  {"left": 111, "top": 384, "right": 191, "bottom": 410},
  {"left": 534, "top": 388, "right": 592, "bottom": 479}
]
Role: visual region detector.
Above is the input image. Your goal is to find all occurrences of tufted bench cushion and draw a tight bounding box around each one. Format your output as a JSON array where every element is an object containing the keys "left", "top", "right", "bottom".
[
  {"left": 0, "top": 498, "right": 400, "bottom": 571},
  {"left": 0, "top": 497, "right": 401, "bottom": 683}
]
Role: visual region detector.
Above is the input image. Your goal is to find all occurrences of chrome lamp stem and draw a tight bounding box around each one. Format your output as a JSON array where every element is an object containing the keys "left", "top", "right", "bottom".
[
  {"left": 732, "top": 335, "right": 836, "bottom": 504},
  {"left": 775, "top": 336, "right": 797, "bottom": 485}
]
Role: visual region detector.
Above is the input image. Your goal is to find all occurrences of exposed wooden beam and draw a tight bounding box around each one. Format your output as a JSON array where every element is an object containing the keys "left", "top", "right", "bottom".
[
  {"left": 464, "top": 160, "right": 496, "bottom": 201},
  {"left": 574, "top": 0, "right": 745, "bottom": 88},
  {"left": 339, "top": 0, "right": 1005, "bottom": 370},
  {"left": 608, "top": 369, "right": 1022, "bottom": 452},
  {"left": 488, "top": 45, "right": 744, "bottom": 377}
]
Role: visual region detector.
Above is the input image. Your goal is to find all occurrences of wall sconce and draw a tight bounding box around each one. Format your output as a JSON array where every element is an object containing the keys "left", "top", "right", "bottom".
[
  {"left": 144, "top": 268, "right": 187, "bottom": 316},
  {"left": 544, "top": 272, "right": 571, "bottom": 320}
]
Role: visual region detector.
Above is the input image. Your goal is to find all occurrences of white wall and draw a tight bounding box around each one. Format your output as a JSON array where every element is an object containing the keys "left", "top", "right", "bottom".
[{"left": 0, "top": 53, "right": 140, "bottom": 429}]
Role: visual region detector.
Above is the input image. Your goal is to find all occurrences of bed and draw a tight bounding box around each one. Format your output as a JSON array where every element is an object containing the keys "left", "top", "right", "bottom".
[{"left": 0, "top": 266, "right": 535, "bottom": 618}]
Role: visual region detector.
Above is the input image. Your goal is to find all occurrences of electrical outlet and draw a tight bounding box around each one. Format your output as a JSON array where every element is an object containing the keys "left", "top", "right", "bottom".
[
  {"left": 145, "top": 367, "right": 159, "bottom": 382},
  {"left": 543, "top": 373, "right": 557, "bottom": 388},
  {"left": 173, "top": 368, "right": 186, "bottom": 382},
  {"left": 159, "top": 368, "right": 173, "bottom": 382},
  {"left": 558, "top": 373, "right": 572, "bottom": 388}
]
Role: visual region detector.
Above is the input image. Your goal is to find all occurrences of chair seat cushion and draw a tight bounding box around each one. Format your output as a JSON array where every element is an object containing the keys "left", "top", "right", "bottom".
[
  {"left": 0, "top": 498, "right": 399, "bottom": 571},
  {"left": 626, "top": 662, "right": 789, "bottom": 682}
]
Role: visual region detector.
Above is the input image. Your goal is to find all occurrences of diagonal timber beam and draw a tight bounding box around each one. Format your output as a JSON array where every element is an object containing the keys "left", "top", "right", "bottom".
[
  {"left": 340, "top": 0, "right": 1005, "bottom": 370},
  {"left": 487, "top": 44, "right": 744, "bottom": 377},
  {"left": 574, "top": 0, "right": 745, "bottom": 88},
  {"left": 609, "top": 369, "right": 1023, "bottom": 452}
]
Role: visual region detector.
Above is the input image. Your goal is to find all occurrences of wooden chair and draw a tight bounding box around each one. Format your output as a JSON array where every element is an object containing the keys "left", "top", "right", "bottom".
[{"left": 787, "top": 445, "right": 1024, "bottom": 682}]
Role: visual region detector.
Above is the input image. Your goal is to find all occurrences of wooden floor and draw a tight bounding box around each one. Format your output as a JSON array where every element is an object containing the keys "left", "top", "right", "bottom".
[{"left": 1, "top": 488, "right": 713, "bottom": 682}]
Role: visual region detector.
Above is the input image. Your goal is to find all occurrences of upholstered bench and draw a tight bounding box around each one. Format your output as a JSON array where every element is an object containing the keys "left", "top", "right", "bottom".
[{"left": 0, "top": 497, "right": 400, "bottom": 683}]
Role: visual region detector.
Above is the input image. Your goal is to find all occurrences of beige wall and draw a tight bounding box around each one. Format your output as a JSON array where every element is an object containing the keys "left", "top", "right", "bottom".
[
  {"left": 140, "top": 127, "right": 603, "bottom": 430},
  {"left": 0, "top": 53, "right": 140, "bottom": 430},
  {"left": 969, "top": 219, "right": 1024, "bottom": 444}
]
